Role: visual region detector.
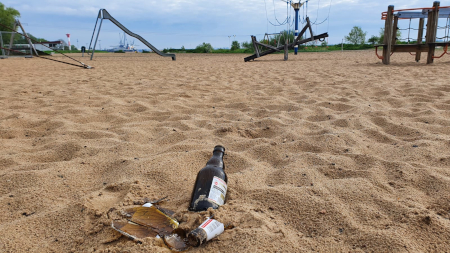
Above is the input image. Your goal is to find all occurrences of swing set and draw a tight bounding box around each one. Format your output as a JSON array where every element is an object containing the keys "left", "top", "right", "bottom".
[{"left": 375, "top": 1, "right": 450, "bottom": 64}]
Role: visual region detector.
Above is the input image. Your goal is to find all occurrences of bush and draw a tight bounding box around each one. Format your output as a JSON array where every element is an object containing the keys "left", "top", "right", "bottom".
[
  {"left": 194, "top": 42, "right": 213, "bottom": 53},
  {"left": 231, "top": 40, "right": 240, "bottom": 51}
]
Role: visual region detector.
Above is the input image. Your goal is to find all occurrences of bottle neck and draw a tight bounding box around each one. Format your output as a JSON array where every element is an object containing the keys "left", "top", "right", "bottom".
[
  {"left": 212, "top": 150, "right": 224, "bottom": 158},
  {"left": 206, "top": 151, "right": 224, "bottom": 169}
]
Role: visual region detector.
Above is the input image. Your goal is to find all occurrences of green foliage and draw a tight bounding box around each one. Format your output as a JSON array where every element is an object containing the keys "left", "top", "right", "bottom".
[
  {"left": 231, "top": 40, "right": 240, "bottom": 51},
  {"left": 261, "top": 30, "right": 298, "bottom": 46},
  {"left": 0, "top": 3, "right": 20, "bottom": 45},
  {"left": 368, "top": 35, "right": 379, "bottom": 45},
  {"left": 13, "top": 33, "right": 46, "bottom": 44},
  {"left": 241, "top": 41, "right": 254, "bottom": 52},
  {"left": 273, "top": 30, "right": 296, "bottom": 44},
  {"left": 345, "top": 26, "right": 367, "bottom": 45},
  {"left": 194, "top": 42, "right": 213, "bottom": 53},
  {"left": 378, "top": 27, "right": 402, "bottom": 44},
  {"left": 181, "top": 45, "right": 185, "bottom": 50}
]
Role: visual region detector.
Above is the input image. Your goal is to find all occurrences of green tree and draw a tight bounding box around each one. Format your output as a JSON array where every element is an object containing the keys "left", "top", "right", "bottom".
[
  {"left": 230, "top": 40, "right": 240, "bottom": 50},
  {"left": 241, "top": 41, "right": 252, "bottom": 49},
  {"left": 194, "top": 42, "right": 213, "bottom": 53},
  {"left": 345, "top": 26, "right": 367, "bottom": 45},
  {"left": 13, "top": 33, "right": 46, "bottom": 44},
  {"left": 368, "top": 35, "right": 379, "bottom": 45},
  {"left": 0, "top": 3, "right": 20, "bottom": 45},
  {"left": 378, "top": 27, "right": 402, "bottom": 44}
]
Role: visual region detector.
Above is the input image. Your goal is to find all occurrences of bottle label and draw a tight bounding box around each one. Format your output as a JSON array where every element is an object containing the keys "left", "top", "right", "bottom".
[
  {"left": 199, "top": 218, "right": 225, "bottom": 241},
  {"left": 208, "top": 176, "right": 227, "bottom": 206}
]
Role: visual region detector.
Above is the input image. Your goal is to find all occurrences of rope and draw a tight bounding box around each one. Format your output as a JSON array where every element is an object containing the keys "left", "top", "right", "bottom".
[
  {"left": 263, "top": 0, "right": 290, "bottom": 27},
  {"left": 264, "top": 0, "right": 269, "bottom": 33},
  {"left": 326, "top": 0, "right": 332, "bottom": 36},
  {"left": 311, "top": 0, "right": 321, "bottom": 24},
  {"left": 0, "top": 22, "right": 92, "bottom": 69},
  {"left": 272, "top": 0, "right": 289, "bottom": 25}
]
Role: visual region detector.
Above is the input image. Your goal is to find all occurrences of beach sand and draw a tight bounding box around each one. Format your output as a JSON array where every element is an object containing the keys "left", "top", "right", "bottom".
[{"left": 0, "top": 51, "right": 449, "bottom": 252}]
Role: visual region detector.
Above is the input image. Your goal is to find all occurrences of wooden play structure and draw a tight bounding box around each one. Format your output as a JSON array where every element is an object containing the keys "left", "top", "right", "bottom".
[
  {"left": 244, "top": 17, "right": 328, "bottom": 62},
  {"left": 376, "top": 1, "right": 450, "bottom": 64}
]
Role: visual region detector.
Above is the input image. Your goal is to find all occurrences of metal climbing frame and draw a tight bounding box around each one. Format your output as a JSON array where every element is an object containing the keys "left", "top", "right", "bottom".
[
  {"left": 89, "top": 9, "right": 176, "bottom": 61},
  {"left": 0, "top": 20, "right": 37, "bottom": 58}
]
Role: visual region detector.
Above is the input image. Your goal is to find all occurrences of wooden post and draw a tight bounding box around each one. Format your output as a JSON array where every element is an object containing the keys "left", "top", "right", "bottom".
[
  {"left": 284, "top": 39, "right": 288, "bottom": 61},
  {"left": 392, "top": 16, "right": 399, "bottom": 46},
  {"left": 383, "top": 5, "right": 394, "bottom": 65},
  {"left": 426, "top": 1, "right": 440, "bottom": 64},
  {"left": 252, "top": 36, "right": 260, "bottom": 58},
  {"left": 415, "top": 18, "right": 425, "bottom": 62},
  {"left": 307, "top": 17, "right": 314, "bottom": 39}
]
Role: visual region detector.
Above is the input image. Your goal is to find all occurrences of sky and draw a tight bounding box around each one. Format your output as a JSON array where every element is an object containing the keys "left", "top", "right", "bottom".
[{"left": 2, "top": 0, "right": 450, "bottom": 50}]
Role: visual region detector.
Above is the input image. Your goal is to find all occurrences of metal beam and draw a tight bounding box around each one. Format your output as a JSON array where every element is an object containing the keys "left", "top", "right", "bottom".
[{"left": 396, "top": 11, "right": 450, "bottom": 19}]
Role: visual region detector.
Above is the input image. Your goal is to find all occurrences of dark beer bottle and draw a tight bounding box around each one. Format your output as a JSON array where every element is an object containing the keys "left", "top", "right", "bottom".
[{"left": 188, "top": 145, "right": 227, "bottom": 211}]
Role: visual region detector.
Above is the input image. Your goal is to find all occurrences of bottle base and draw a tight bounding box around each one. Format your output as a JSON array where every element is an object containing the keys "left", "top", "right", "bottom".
[{"left": 188, "top": 200, "right": 219, "bottom": 212}]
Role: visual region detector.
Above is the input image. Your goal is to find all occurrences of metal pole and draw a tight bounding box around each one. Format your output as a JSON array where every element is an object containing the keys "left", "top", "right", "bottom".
[
  {"left": 0, "top": 32, "right": 5, "bottom": 57},
  {"left": 90, "top": 18, "right": 104, "bottom": 60},
  {"left": 88, "top": 10, "right": 102, "bottom": 53},
  {"left": 7, "top": 20, "right": 18, "bottom": 56},
  {"left": 294, "top": 6, "right": 299, "bottom": 54}
]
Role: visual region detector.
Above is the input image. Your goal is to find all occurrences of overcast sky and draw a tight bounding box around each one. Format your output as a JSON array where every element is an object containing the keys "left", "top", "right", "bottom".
[{"left": 3, "top": 0, "right": 450, "bottom": 50}]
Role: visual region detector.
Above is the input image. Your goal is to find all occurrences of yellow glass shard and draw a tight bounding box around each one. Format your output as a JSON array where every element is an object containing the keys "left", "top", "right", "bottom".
[
  {"left": 130, "top": 206, "right": 179, "bottom": 236},
  {"left": 112, "top": 205, "right": 179, "bottom": 239},
  {"left": 111, "top": 221, "right": 158, "bottom": 239}
]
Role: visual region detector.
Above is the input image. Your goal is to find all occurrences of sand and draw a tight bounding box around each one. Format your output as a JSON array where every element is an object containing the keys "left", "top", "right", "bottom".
[{"left": 0, "top": 51, "right": 449, "bottom": 252}]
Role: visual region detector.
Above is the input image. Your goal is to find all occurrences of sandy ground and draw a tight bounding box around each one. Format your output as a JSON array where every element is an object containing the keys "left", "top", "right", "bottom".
[{"left": 0, "top": 51, "right": 450, "bottom": 252}]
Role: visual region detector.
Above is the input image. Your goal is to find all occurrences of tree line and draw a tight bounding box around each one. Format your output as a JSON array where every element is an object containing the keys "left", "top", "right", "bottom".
[{"left": 164, "top": 25, "right": 405, "bottom": 54}]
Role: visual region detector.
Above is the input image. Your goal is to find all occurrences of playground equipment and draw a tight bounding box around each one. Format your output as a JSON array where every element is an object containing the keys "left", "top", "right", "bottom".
[
  {"left": 0, "top": 19, "right": 37, "bottom": 59},
  {"left": 376, "top": 1, "right": 450, "bottom": 64},
  {"left": 0, "top": 20, "right": 93, "bottom": 68},
  {"left": 89, "top": 9, "right": 176, "bottom": 61},
  {"left": 246, "top": 0, "right": 330, "bottom": 62},
  {"left": 244, "top": 16, "right": 328, "bottom": 62}
]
